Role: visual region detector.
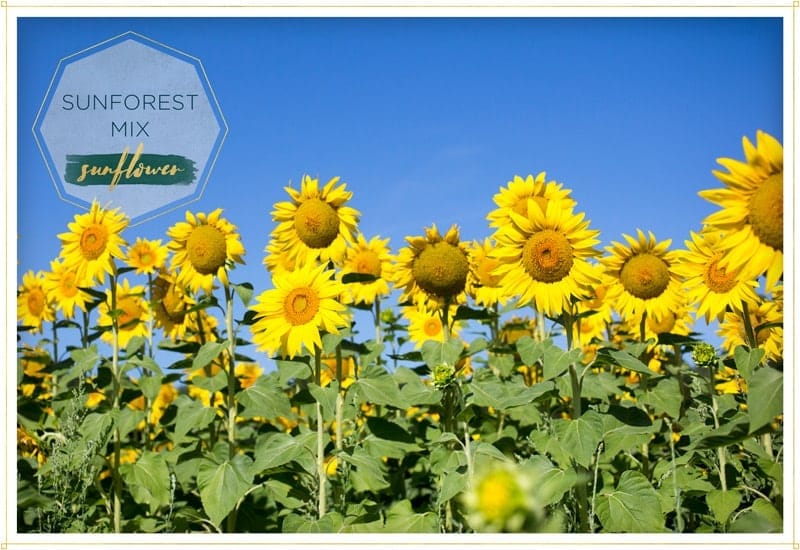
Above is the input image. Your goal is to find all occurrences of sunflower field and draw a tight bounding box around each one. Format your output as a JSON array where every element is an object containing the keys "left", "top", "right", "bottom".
[{"left": 16, "top": 130, "right": 784, "bottom": 534}]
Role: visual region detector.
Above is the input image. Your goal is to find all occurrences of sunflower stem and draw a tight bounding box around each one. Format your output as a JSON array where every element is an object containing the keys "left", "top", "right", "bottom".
[
  {"left": 669, "top": 427, "right": 684, "bottom": 532},
  {"left": 705, "top": 357, "right": 728, "bottom": 492},
  {"left": 146, "top": 273, "right": 155, "bottom": 359},
  {"left": 314, "top": 345, "right": 327, "bottom": 519},
  {"left": 50, "top": 320, "right": 59, "bottom": 399},
  {"left": 335, "top": 344, "right": 344, "bottom": 452},
  {"left": 224, "top": 284, "right": 239, "bottom": 532},
  {"left": 110, "top": 266, "right": 122, "bottom": 534},
  {"left": 374, "top": 298, "right": 383, "bottom": 363},
  {"left": 740, "top": 301, "right": 759, "bottom": 350}
]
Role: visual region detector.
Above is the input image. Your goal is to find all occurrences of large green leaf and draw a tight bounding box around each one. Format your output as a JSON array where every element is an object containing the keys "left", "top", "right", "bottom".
[
  {"left": 747, "top": 366, "right": 782, "bottom": 431},
  {"left": 641, "top": 376, "right": 682, "bottom": 419},
  {"left": 120, "top": 450, "right": 171, "bottom": 515},
  {"left": 284, "top": 512, "right": 344, "bottom": 533},
  {"left": 197, "top": 454, "right": 254, "bottom": 527},
  {"left": 173, "top": 396, "right": 217, "bottom": 442},
  {"left": 420, "top": 338, "right": 463, "bottom": 369},
  {"left": 542, "top": 343, "right": 583, "bottom": 381},
  {"left": 525, "top": 455, "right": 578, "bottom": 506},
  {"left": 351, "top": 369, "right": 407, "bottom": 409},
  {"left": 384, "top": 500, "right": 438, "bottom": 533},
  {"left": 237, "top": 377, "right": 292, "bottom": 420},
  {"left": 733, "top": 345, "right": 765, "bottom": 383},
  {"left": 468, "top": 377, "right": 555, "bottom": 411},
  {"left": 596, "top": 470, "right": 666, "bottom": 532},
  {"left": 341, "top": 447, "right": 390, "bottom": 492},
  {"left": 192, "top": 341, "right": 227, "bottom": 371},
  {"left": 553, "top": 410, "right": 604, "bottom": 468},
  {"left": 706, "top": 489, "right": 742, "bottom": 525},
  {"left": 515, "top": 336, "right": 543, "bottom": 366},
  {"left": 252, "top": 432, "right": 307, "bottom": 473},
  {"left": 608, "top": 349, "right": 653, "bottom": 376}
]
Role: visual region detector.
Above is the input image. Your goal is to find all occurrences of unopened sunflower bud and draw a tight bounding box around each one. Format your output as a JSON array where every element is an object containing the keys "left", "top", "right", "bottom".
[
  {"left": 432, "top": 362, "right": 456, "bottom": 388},
  {"left": 692, "top": 343, "right": 718, "bottom": 368}
]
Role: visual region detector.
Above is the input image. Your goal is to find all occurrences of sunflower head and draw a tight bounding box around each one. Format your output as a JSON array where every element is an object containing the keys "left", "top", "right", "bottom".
[
  {"left": 126, "top": 237, "right": 169, "bottom": 275},
  {"left": 340, "top": 234, "right": 393, "bottom": 306},
  {"left": 167, "top": 209, "right": 246, "bottom": 294},
  {"left": 394, "top": 224, "right": 471, "bottom": 305},
  {"left": 270, "top": 175, "right": 361, "bottom": 266},
  {"left": 58, "top": 200, "right": 129, "bottom": 284},
  {"left": 98, "top": 278, "right": 149, "bottom": 348},
  {"left": 43, "top": 258, "right": 91, "bottom": 319},
  {"left": 487, "top": 172, "right": 577, "bottom": 230},
  {"left": 18, "top": 271, "right": 54, "bottom": 333}
]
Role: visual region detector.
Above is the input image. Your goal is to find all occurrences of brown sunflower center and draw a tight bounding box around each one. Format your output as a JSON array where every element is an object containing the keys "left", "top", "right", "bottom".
[
  {"left": 521, "top": 230, "right": 574, "bottom": 283},
  {"left": 284, "top": 286, "right": 320, "bottom": 326},
  {"left": 27, "top": 288, "right": 46, "bottom": 317},
  {"left": 186, "top": 225, "right": 227, "bottom": 275},
  {"left": 117, "top": 297, "right": 143, "bottom": 328},
  {"left": 412, "top": 241, "right": 470, "bottom": 297},
  {"left": 354, "top": 250, "right": 382, "bottom": 278},
  {"left": 423, "top": 317, "right": 442, "bottom": 338},
  {"left": 138, "top": 250, "right": 154, "bottom": 266},
  {"left": 647, "top": 312, "right": 676, "bottom": 334},
  {"left": 60, "top": 271, "right": 78, "bottom": 298},
  {"left": 619, "top": 253, "right": 670, "bottom": 299},
  {"left": 748, "top": 173, "right": 783, "bottom": 250},
  {"left": 704, "top": 254, "right": 737, "bottom": 294},
  {"left": 476, "top": 256, "right": 502, "bottom": 287},
  {"left": 512, "top": 195, "right": 548, "bottom": 218},
  {"left": 79, "top": 224, "right": 109, "bottom": 260},
  {"left": 294, "top": 198, "right": 340, "bottom": 249}
]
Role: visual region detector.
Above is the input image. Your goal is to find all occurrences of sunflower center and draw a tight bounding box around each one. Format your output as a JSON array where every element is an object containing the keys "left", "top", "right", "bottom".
[
  {"left": 704, "top": 254, "right": 737, "bottom": 294},
  {"left": 186, "top": 225, "right": 227, "bottom": 275},
  {"left": 620, "top": 253, "right": 670, "bottom": 299},
  {"left": 748, "top": 173, "right": 783, "bottom": 250},
  {"left": 117, "top": 297, "right": 143, "bottom": 328},
  {"left": 138, "top": 251, "right": 154, "bottom": 266},
  {"left": 521, "top": 230, "right": 574, "bottom": 283},
  {"left": 423, "top": 317, "right": 442, "bottom": 338},
  {"left": 354, "top": 250, "right": 382, "bottom": 278},
  {"left": 27, "top": 288, "right": 46, "bottom": 317},
  {"left": 512, "top": 195, "right": 548, "bottom": 218},
  {"left": 412, "top": 241, "right": 469, "bottom": 297},
  {"left": 647, "top": 312, "right": 676, "bottom": 334},
  {"left": 294, "top": 198, "right": 340, "bottom": 249},
  {"left": 79, "top": 224, "right": 109, "bottom": 260},
  {"left": 283, "top": 287, "right": 320, "bottom": 326},
  {"left": 60, "top": 271, "right": 78, "bottom": 298},
  {"left": 476, "top": 256, "right": 502, "bottom": 287}
]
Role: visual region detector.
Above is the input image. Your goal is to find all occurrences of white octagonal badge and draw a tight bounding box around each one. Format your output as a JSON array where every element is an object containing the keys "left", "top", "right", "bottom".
[{"left": 33, "top": 31, "right": 227, "bottom": 224}]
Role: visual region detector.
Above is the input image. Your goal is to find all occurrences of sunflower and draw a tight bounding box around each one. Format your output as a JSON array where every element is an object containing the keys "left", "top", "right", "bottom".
[
  {"left": 601, "top": 230, "right": 682, "bottom": 325},
  {"left": 270, "top": 175, "right": 360, "bottom": 266},
  {"left": 18, "top": 271, "right": 54, "bottom": 333},
  {"left": 126, "top": 237, "right": 169, "bottom": 275},
  {"left": 487, "top": 172, "right": 576, "bottom": 231},
  {"left": 98, "top": 278, "right": 149, "bottom": 348},
  {"left": 42, "top": 258, "right": 91, "bottom": 319},
  {"left": 150, "top": 272, "right": 195, "bottom": 341},
  {"left": 393, "top": 223, "right": 471, "bottom": 307},
  {"left": 127, "top": 382, "right": 179, "bottom": 428},
  {"left": 263, "top": 238, "right": 298, "bottom": 276},
  {"left": 167, "top": 209, "right": 246, "bottom": 294},
  {"left": 699, "top": 130, "right": 783, "bottom": 289},
  {"left": 492, "top": 200, "right": 600, "bottom": 317},
  {"left": 403, "top": 303, "right": 462, "bottom": 348},
  {"left": 675, "top": 229, "right": 761, "bottom": 323},
  {"left": 340, "top": 234, "right": 393, "bottom": 306},
  {"left": 58, "top": 200, "right": 128, "bottom": 284},
  {"left": 320, "top": 354, "right": 358, "bottom": 388},
  {"left": 467, "top": 238, "right": 510, "bottom": 308},
  {"left": 718, "top": 295, "right": 782, "bottom": 362},
  {"left": 250, "top": 262, "right": 349, "bottom": 359}
]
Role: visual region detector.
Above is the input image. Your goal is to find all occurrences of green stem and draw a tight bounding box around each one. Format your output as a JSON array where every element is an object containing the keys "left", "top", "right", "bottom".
[
  {"left": 314, "top": 345, "right": 327, "bottom": 519},
  {"left": 706, "top": 361, "right": 728, "bottom": 492},
  {"left": 374, "top": 298, "right": 383, "bottom": 360},
  {"left": 224, "top": 284, "right": 239, "bottom": 532},
  {"left": 50, "top": 320, "right": 59, "bottom": 400},
  {"left": 740, "top": 301, "right": 759, "bottom": 350},
  {"left": 146, "top": 274, "right": 155, "bottom": 359},
  {"left": 669, "top": 429, "right": 684, "bottom": 532},
  {"left": 110, "top": 266, "right": 122, "bottom": 534},
  {"left": 335, "top": 344, "right": 344, "bottom": 452}
]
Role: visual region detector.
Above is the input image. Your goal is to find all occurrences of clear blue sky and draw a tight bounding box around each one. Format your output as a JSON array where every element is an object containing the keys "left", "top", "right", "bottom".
[{"left": 16, "top": 15, "right": 784, "bottom": 351}]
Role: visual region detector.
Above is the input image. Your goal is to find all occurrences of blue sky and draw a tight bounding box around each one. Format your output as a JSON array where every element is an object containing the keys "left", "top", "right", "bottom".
[{"left": 15, "top": 15, "right": 784, "bottom": 353}]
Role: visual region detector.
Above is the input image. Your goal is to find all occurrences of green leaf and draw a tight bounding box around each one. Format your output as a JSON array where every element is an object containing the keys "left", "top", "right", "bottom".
[
  {"left": 139, "top": 374, "right": 163, "bottom": 403},
  {"left": 439, "top": 470, "right": 468, "bottom": 502},
  {"left": 693, "top": 414, "right": 751, "bottom": 450},
  {"left": 596, "top": 470, "right": 666, "bottom": 532},
  {"left": 189, "top": 369, "right": 228, "bottom": 393},
  {"left": 729, "top": 499, "right": 783, "bottom": 533},
  {"left": 468, "top": 377, "right": 554, "bottom": 411},
  {"left": 352, "top": 369, "right": 407, "bottom": 409},
  {"left": 276, "top": 359, "right": 311, "bottom": 385},
  {"left": 525, "top": 456, "right": 578, "bottom": 506},
  {"left": 515, "top": 336, "right": 543, "bottom": 366},
  {"left": 420, "top": 338, "right": 463, "bottom": 369},
  {"left": 321, "top": 332, "right": 344, "bottom": 355},
  {"left": 231, "top": 282, "right": 254, "bottom": 307},
  {"left": 733, "top": 346, "right": 764, "bottom": 383},
  {"left": 608, "top": 349, "right": 653, "bottom": 376},
  {"left": 284, "top": 512, "right": 344, "bottom": 533},
  {"left": 384, "top": 500, "right": 438, "bottom": 533},
  {"left": 747, "top": 366, "right": 782, "bottom": 431},
  {"left": 62, "top": 346, "right": 100, "bottom": 386},
  {"left": 117, "top": 408, "right": 145, "bottom": 440},
  {"left": 197, "top": 454, "right": 254, "bottom": 527},
  {"left": 253, "top": 432, "right": 306, "bottom": 473},
  {"left": 488, "top": 352, "right": 516, "bottom": 377},
  {"left": 308, "top": 382, "right": 338, "bottom": 422},
  {"left": 173, "top": 396, "right": 217, "bottom": 442},
  {"left": 192, "top": 341, "right": 226, "bottom": 371},
  {"left": 237, "top": 377, "right": 292, "bottom": 421},
  {"left": 542, "top": 343, "right": 582, "bottom": 381},
  {"left": 553, "top": 410, "right": 604, "bottom": 468},
  {"left": 641, "top": 376, "right": 681, "bottom": 419},
  {"left": 120, "top": 451, "right": 171, "bottom": 515},
  {"left": 341, "top": 448, "right": 390, "bottom": 492},
  {"left": 706, "top": 489, "right": 742, "bottom": 525}
]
